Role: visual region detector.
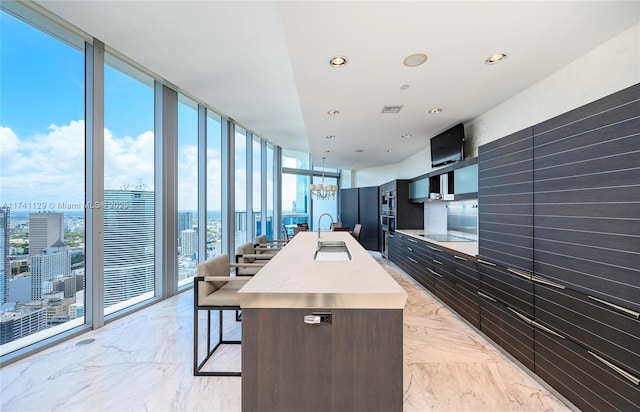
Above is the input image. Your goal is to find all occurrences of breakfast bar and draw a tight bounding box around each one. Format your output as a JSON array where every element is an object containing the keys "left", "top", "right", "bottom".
[{"left": 237, "top": 231, "right": 407, "bottom": 412}]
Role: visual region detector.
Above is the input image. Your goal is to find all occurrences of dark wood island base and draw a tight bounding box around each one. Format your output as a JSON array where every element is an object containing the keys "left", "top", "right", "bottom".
[{"left": 241, "top": 307, "right": 403, "bottom": 412}]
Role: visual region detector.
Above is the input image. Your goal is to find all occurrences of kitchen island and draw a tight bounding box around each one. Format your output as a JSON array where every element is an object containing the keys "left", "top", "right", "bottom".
[{"left": 237, "top": 231, "right": 407, "bottom": 412}]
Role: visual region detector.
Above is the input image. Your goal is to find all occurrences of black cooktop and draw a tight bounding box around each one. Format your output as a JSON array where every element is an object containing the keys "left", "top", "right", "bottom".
[{"left": 420, "top": 234, "right": 474, "bottom": 242}]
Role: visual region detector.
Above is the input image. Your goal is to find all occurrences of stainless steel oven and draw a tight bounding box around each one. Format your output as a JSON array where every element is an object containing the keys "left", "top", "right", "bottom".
[{"left": 381, "top": 228, "right": 389, "bottom": 258}]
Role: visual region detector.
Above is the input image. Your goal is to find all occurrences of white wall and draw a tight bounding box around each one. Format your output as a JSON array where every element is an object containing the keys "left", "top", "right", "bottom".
[{"left": 353, "top": 23, "right": 640, "bottom": 187}]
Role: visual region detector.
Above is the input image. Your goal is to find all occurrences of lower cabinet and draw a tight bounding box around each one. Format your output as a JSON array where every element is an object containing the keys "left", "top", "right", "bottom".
[
  {"left": 536, "top": 327, "right": 640, "bottom": 412},
  {"left": 477, "top": 293, "right": 535, "bottom": 371},
  {"left": 388, "top": 232, "right": 640, "bottom": 411}
]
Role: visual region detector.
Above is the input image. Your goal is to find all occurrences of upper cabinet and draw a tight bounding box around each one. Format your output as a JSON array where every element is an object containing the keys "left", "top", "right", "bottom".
[
  {"left": 408, "top": 176, "right": 429, "bottom": 203},
  {"left": 454, "top": 163, "right": 478, "bottom": 194}
]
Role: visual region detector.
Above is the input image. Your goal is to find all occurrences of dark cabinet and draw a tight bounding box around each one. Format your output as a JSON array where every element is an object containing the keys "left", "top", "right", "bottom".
[
  {"left": 388, "top": 232, "right": 480, "bottom": 329},
  {"left": 534, "top": 283, "right": 640, "bottom": 378},
  {"left": 535, "top": 327, "right": 640, "bottom": 412},
  {"left": 477, "top": 293, "right": 535, "bottom": 371},
  {"left": 533, "top": 83, "right": 640, "bottom": 313},
  {"left": 476, "top": 83, "right": 640, "bottom": 411},
  {"left": 339, "top": 186, "right": 379, "bottom": 251},
  {"left": 379, "top": 180, "right": 424, "bottom": 230},
  {"left": 477, "top": 260, "right": 533, "bottom": 317},
  {"left": 478, "top": 127, "right": 533, "bottom": 272}
]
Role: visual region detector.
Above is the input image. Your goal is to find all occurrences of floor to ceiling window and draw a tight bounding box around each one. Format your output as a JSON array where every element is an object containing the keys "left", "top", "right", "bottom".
[
  {"left": 252, "top": 136, "right": 262, "bottom": 237},
  {"left": 0, "top": 7, "right": 85, "bottom": 352},
  {"left": 281, "top": 150, "right": 311, "bottom": 231},
  {"left": 177, "top": 95, "right": 198, "bottom": 288},
  {"left": 103, "top": 54, "right": 155, "bottom": 315},
  {"left": 206, "top": 111, "right": 222, "bottom": 259},
  {"left": 234, "top": 126, "right": 247, "bottom": 249},
  {"left": 266, "top": 143, "right": 275, "bottom": 239}
]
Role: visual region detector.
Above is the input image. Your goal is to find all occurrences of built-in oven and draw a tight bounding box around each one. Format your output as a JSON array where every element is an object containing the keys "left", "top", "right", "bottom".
[{"left": 382, "top": 229, "right": 389, "bottom": 258}]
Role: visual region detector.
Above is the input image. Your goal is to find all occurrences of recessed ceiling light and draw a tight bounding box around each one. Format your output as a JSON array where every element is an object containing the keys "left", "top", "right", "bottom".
[
  {"left": 401, "top": 133, "right": 412, "bottom": 139},
  {"left": 485, "top": 53, "right": 507, "bottom": 65},
  {"left": 329, "top": 56, "right": 348, "bottom": 67},
  {"left": 327, "top": 109, "right": 340, "bottom": 115},
  {"left": 354, "top": 149, "right": 364, "bottom": 153},
  {"left": 400, "top": 84, "right": 410, "bottom": 90},
  {"left": 429, "top": 108, "right": 443, "bottom": 114},
  {"left": 381, "top": 105, "right": 403, "bottom": 114},
  {"left": 325, "top": 135, "right": 335, "bottom": 139},
  {"left": 403, "top": 53, "right": 428, "bottom": 67}
]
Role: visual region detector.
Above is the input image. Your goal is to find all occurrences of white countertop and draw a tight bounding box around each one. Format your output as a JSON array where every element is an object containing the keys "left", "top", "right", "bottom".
[
  {"left": 237, "top": 231, "right": 408, "bottom": 309},
  {"left": 395, "top": 229, "right": 479, "bottom": 258}
]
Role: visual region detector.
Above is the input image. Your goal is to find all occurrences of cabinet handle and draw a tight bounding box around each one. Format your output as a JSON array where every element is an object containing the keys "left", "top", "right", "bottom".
[
  {"left": 407, "top": 247, "right": 413, "bottom": 252},
  {"left": 407, "top": 256, "right": 418, "bottom": 264},
  {"left": 388, "top": 234, "right": 394, "bottom": 238},
  {"left": 428, "top": 245, "right": 443, "bottom": 252},
  {"left": 477, "top": 259, "right": 496, "bottom": 267},
  {"left": 507, "top": 307, "right": 533, "bottom": 325},
  {"left": 477, "top": 291, "right": 497, "bottom": 302},
  {"left": 433, "top": 259, "right": 443, "bottom": 265},
  {"left": 530, "top": 319, "right": 566, "bottom": 340},
  {"left": 507, "top": 267, "right": 532, "bottom": 281},
  {"left": 427, "top": 268, "right": 438, "bottom": 276},
  {"left": 532, "top": 275, "right": 566, "bottom": 290},
  {"left": 454, "top": 255, "right": 468, "bottom": 261},
  {"left": 587, "top": 295, "right": 640, "bottom": 320},
  {"left": 588, "top": 351, "right": 640, "bottom": 386},
  {"left": 407, "top": 237, "right": 417, "bottom": 243}
]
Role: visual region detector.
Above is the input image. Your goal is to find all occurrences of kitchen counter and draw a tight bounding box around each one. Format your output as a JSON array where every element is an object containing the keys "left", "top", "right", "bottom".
[
  {"left": 237, "top": 231, "right": 407, "bottom": 309},
  {"left": 395, "top": 229, "right": 479, "bottom": 258}
]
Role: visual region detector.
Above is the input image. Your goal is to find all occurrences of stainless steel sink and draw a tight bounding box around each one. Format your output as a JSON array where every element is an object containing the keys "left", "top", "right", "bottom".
[{"left": 314, "top": 240, "right": 352, "bottom": 262}]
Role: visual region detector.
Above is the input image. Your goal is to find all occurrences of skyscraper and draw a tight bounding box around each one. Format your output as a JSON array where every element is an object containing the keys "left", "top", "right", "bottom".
[
  {"left": 180, "top": 229, "right": 197, "bottom": 258},
  {"left": 103, "top": 189, "right": 154, "bottom": 308},
  {"left": 30, "top": 240, "right": 71, "bottom": 301},
  {"left": 0, "top": 207, "right": 9, "bottom": 305},
  {"left": 28, "top": 212, "right": 64, "bottom": 257},
  {"left": 177, "top": 211, "right": 193, "bottom": 250}
]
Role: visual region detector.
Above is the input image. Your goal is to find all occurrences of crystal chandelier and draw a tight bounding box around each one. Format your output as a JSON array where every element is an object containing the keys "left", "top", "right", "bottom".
[{"left": 310, "top": 157, "right": 338, "bottom": 200}]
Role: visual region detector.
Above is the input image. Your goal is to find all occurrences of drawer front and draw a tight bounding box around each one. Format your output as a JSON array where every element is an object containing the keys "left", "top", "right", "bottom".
[
  {"left": 478, "top": 296, "right": 534, "bottom": 371},
  {"left": 453, "top": 257, "right": 480, "bottom": 328},
  {"left": 536, "top": 328, "right": 640, "bottom": 412},
  {"left": 535, "top": 284, "right": 640, "bottom": 376},
  {"left": 478, "top": 261, "right": 533, "bottom": 316}
]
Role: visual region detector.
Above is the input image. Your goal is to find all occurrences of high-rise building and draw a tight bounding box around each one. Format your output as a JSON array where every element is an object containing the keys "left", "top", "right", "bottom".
[
  {"left": 30, "top": 240, "right": 72, "bottom": 301},
  {"left": 180, "top": 229, "right": 197, "bottom": 258},
  {"left": 0, "top": 207, "right": 9, "bottom": 305},
  {"left": 103, "top": 189, "right": 154, "bottom": 308},
  {"left": 0, "top": 306, "right": 47, "bottom": 345},
  {"left": 28, "top": 212, "right": 64, "bottom": 257},
  {"left": 177, "top": 212, "right": 193, "bottom": 233}
]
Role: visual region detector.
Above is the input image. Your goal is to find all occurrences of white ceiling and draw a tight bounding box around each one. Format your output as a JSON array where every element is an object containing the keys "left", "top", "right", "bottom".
[{"left": 35, "top": 1, "right": 639, "bottom": 170}]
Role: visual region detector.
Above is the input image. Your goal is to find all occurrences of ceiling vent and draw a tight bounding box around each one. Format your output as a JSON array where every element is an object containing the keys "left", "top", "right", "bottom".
[{"left": 381, "top": 105, "right": 403, "bottom": 114}]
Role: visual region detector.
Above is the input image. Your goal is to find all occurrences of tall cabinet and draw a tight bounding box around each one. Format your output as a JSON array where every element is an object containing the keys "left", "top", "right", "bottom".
[
  {"left": 339, "top": 186, "right": 379, "bottom": 251},
  {"left": 478, "top": 83, "right": 640, "bottom": 412}
]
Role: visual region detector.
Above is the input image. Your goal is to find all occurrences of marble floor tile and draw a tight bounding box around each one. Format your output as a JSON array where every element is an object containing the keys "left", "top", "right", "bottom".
[{"left": 1, "top": 254, "right": 572, "bottom": 412}]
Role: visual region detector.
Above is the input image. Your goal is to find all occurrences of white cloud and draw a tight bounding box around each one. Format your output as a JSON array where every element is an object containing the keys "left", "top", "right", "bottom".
[{"left": 0, "top": 121, "right": 156, "bottom": 207}]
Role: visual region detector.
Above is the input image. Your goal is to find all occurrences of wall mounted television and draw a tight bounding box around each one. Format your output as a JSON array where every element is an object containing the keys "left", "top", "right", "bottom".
[{"left": 430, "top": 123, "right": 464, "bottom": 167}]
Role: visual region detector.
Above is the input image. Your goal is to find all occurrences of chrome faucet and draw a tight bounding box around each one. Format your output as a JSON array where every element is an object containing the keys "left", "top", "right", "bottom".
[{"left": 317, "top": 213, "right": 334, "bottom": 241}]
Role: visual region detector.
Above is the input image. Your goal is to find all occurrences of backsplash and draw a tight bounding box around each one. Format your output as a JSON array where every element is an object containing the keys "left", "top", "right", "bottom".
[{"left": 446, "top": 199, "right": 478, "bottom": 239}]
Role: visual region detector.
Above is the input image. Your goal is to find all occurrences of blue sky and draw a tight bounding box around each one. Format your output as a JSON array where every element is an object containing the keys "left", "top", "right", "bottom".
[{"left": 0, "top": 10, "right": 208, "bottom": 211}]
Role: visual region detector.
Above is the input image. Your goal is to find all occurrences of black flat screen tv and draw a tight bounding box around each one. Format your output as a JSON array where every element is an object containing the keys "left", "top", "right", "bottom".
[{"left": 430, "top": 123, "right": 464, "bottom": 167}]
